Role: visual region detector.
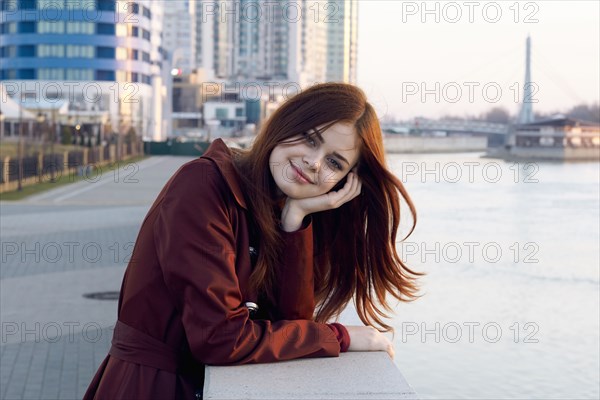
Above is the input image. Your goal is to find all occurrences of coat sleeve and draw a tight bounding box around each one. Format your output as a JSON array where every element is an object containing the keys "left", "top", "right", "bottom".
[
  {"left": 271, "top": 216, "right": 316, "bottom": 321},
  {"left": 154, "top": 160, "right": 340, "bottom": 366}
]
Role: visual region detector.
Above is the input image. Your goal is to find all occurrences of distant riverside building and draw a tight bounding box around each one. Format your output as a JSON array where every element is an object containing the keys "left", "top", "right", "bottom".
[
  {"left": 171, "top": 0, "right": 359, "bottom": 138},
  {"left": 196, "top": 0, "right": 336, "bottom": 87},
  {"left": 163, "top": 0, "right": 196, "bottom": 75},
  {"left": 510, "top": 117, "right": 600, "bottom": 161},
  {"left": 326, "top": 0, "right": 358, "bottom": 84},
  {"left": 0, "top": 0, "right": 166, "bottom": 141}
]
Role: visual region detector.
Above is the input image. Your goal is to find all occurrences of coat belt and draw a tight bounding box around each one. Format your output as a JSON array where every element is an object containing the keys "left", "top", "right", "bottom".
[{"left": 109, "top": 320, "right": 180, "bottom": 374}]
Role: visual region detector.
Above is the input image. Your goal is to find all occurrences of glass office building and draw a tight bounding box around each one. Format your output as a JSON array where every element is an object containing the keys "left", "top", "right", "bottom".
[{"left": 0, "top": 0, "right": 166, "bottom": 140}]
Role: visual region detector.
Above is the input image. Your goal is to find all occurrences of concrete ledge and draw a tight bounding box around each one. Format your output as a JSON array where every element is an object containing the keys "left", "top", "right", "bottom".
[{"left": 203, "top": 352, "right": 418, "bottom": 399}]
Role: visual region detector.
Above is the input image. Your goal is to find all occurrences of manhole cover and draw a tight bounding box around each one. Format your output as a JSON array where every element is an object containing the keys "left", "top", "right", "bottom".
[{"left": 82, "top": 291, "right": 120, "bottom": 300}]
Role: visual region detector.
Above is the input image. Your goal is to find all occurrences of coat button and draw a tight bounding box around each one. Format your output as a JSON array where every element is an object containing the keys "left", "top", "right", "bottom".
[{"left": 244, "top": 301, "right": 259, "bottom": 317}]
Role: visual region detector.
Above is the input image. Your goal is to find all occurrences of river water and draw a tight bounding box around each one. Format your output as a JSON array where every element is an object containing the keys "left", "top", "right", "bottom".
[{"left": 340, "top": 152, "right": 599, "bottom": 399}]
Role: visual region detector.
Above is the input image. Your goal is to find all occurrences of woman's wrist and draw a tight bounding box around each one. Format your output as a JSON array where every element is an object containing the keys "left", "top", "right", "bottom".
[
  {"left": 327, "top": 323, "right": 351, "bottom": 353},
  {"left": 280, "top": 201, "right": 306, "bottom": 232}
]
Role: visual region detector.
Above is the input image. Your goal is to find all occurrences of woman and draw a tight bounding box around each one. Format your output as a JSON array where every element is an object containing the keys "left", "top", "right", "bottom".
[{"left": 84, "top": 83, "right": 422, "bottom": 399}]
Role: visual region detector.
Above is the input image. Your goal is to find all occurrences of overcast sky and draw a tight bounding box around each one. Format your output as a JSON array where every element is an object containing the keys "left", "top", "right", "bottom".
[{"left": 356, "top": 0, "right": 600, "bottom": 120}]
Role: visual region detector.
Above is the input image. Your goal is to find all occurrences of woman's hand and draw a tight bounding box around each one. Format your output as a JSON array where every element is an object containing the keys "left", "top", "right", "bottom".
[
  {"left": 345, "top": 325, "right": 395, "bottom": 360},
  {"left": 281, "top": 169, "right": 362, "bottom": 231}
]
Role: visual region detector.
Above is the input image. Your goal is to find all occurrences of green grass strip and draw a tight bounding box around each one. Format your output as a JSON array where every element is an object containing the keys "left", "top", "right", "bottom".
[{"left": 0, "top": 155, "right": 148, "bottom": 201}]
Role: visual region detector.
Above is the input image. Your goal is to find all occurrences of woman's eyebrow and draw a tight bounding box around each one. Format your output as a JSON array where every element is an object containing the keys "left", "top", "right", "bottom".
[{"left": 314, "top": 130, "right": 350, "bottom": 166}]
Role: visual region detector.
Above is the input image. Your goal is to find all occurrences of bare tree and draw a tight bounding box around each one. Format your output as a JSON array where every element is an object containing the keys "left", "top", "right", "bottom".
[{"left": 483, "top": 107, "right": 511, "bottom": 124}]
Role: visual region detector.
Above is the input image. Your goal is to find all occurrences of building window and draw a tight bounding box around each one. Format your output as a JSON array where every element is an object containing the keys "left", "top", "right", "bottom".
[
  {"left": 142, "top": 29, "right": 150, "bottom": 41},
  {"left": 97, "top": 0, "right": 115, "bottom": 11},
  {"left": 80, "top": 0, "right": 96, "bottom": 10},
  {"left": 38, "top": 44, "right": 65, "bottom": 57},
  {"left": 18, "top": 0, "right": 36, "bottom": 9},
  {"left": 1, "top": 46, "right": 16, "bottom": 58},
  {"left": 131, "top": 26, "right": 139, "bottom": 37},
  {"left": 128, "top": 2, "right": 139, "bottom": 14},
  {"left": 66, "top": 21, "right": 94, "bottom": 34},
  {"left": 38, "top": 68, "right": 65, "bottom": 80},
  {"left": 95, "top": 70, "right": 115, "bottom": 81},
  {"left": 216, "top": 108, "right": 229, "bottom": 119},
  {"left": 19, "top": 69, "right": 35, "bottom": 79},
  {"left": 116, "top": 47, "right": 127, "bottom": 60},
  {"left": 66, "top": 45, "right": 94, "bottom": 58},
  {"left": 131, "top": 49, "right": 139, "bottom": 60},
  {"left": 66, "top": 69, "right": 93, "bottom": 80},
  {"left": 37, "top": 0, "right": 65, "bottom": 9},
  {"left": 97, "top": 22, "right": 115, "bottom": 35},
  {"left": 142, "top": 6, "right": 151, "bottom": 19},
  {"left": 37, "top": 21, "right": 64, "bottom": 33},
  {"left": 116, "top": 70, "right": 127, "bottom": 82},
  {"left": 142, "top": 51, "right": 150, "bottom": 62},
  {"left": 2, "top": 1, "right": 18, "bottom": 10},
  {"left": 235, "top": 108, "right": 244, "bottom": 117},
  {"left": 115, "top": 23, "right": 127, "bottom": 37},
  {"left": 2, "top": 22, "right": 17, "bottom": 33},
  {"left": 96, "top": 46, "right": 115, "bottom": 58},
  {"left": 3, "top": 69, "right": 17, "bottom": 79},
  {"left": 18, "top": 45, "right": 36, "bottom": 57},
  {"left": 19, "top": 21, "right": 37, "bottom": 33}
]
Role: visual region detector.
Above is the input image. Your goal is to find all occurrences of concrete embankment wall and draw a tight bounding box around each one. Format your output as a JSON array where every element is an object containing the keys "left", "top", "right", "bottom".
[
  {"left": 508, "top": 146, "right": 600, "bottom": 161},
  {"left": 204, "top": 352, "right": 418, "bottom": 399},
  {"left": 383, "top": 135, "right": 488, "bottom": 153}
]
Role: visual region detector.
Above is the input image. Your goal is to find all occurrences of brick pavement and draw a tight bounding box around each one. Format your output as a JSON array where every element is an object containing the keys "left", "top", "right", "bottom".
[{"left": 0, "top": 156, "right": 194, "bottom": 400}]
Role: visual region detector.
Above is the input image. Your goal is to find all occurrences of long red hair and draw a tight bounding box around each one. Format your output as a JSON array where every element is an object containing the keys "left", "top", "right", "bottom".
[{"left": 231, "top": 82, "right": 422, "bottom": 332}]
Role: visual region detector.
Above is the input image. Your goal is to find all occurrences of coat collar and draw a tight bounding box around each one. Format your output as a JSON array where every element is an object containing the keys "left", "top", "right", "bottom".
[{"left": 201, "top": 138, "right": 248, "bottom": 210}]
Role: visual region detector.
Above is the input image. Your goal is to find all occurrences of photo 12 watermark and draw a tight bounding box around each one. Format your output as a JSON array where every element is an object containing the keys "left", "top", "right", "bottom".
[
  {"left": 400, "top": 1, "right": 540, "bottom": 24},
  {"left": 2, "top": 80, "right": 140, "bottom": 105},
  {"left": 398, "top": 241, "right": 541, "bottom": 265},
  {"left": 401, "top": 81, "right": 539, "bottom": 105},
  {"left": 198, "top": 1, "right": 342, "bottom": 24},
  {"left": 400, "top": 321, "right": 540, "bottom": 344},
  {"left": 1, "top": 321, "right": 105, "bottom": 344},
  {"left": 1, "top": 240, "right": 136, "bottom": 265},
  {"left": 398, "top": 161, "right": 540, "bottom": 184}
]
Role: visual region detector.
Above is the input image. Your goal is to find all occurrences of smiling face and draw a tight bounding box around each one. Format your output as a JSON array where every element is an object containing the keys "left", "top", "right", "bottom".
[{"left": 269, "top": 122, "right": 361, "bottom": 199}]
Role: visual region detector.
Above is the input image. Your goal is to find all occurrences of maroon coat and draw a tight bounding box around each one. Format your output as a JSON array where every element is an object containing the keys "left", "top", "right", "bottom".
[{"left": 84, "top": 139, "right": 343, "bottom": 399}]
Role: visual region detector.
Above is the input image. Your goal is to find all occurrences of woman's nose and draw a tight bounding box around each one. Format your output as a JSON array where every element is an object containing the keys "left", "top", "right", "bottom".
[{"left": 304, "top": 157, "right": 321, "bottom": 172}]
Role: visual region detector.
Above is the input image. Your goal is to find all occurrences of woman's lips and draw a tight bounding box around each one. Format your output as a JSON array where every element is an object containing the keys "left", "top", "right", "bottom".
[{"left": 291, "top": 163, "right": 313, "bottom": 184}]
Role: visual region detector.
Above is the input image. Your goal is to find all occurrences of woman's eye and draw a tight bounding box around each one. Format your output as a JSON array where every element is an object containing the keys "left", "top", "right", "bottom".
[
  {"left": 329, "top": 158, "right": 342, "bottom": 170},
  {"left": 304, "top": 134, "right": 316, "bottom": 146}
]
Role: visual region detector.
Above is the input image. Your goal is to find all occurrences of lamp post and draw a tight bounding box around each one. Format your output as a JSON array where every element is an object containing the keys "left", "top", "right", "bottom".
[
  {"left": 37, "top": 111, "right": 46, "bottom": 142},
  {"left": 50, "top": 109, "right": 56, "bottom": 181},
  {"left": 90, "top": 115, "right": 97, "bottom": 147},
  {"left": 36, "top": 112, "right": 46, "bottom": 183},
  {"left": 67, "top": 115, "right": 74, "bottom": 145},
  {"left": 75, "top": 123, "right": 81, "bottom": 146},
  {"left": 117, "top": 116, "right": 123, "bottom": 162},
  {"left": 167, "top": 47, "right": 187, "bottom": 138},
  {"left": 137, "top": 113, "right": 143, "bottom": 155},
  {"left": 17, "top": 94, "right": 24, "bottom": 191},
  {"left": 0, "top": 110, "right": 5, "bottom": 140},
  {"left": 50, "top": 108, "right": 56, "bottom": 154}
]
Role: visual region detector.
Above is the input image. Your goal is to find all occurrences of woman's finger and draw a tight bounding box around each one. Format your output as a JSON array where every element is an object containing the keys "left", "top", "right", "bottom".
[
  {"left": 340, "top": 173, "right": 357, "bottom": 203},
  {"left": 342, "top": 173, "right": 361, "bottom": 203},
  {"left": 347, "top": 174, "right": 360, "bottom": 200}
]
